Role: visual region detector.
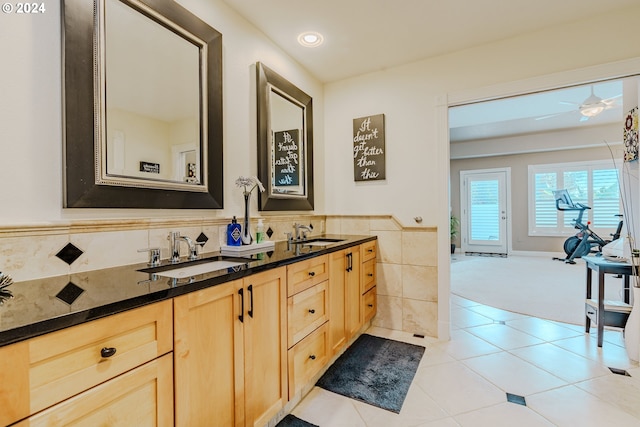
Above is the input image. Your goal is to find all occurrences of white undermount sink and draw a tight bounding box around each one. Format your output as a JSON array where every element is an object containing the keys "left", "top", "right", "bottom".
[
  {"left": 293, "top": 238, "right": 344, "bottom": 247},
  {"left": 155, "top": 260, "right": 246, "bottom": 279}
]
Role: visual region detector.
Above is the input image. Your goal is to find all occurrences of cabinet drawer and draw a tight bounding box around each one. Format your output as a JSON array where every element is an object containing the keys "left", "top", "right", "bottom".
[
  {"left": 287, "top": 323, "right": 329, "bottom": 399},
  {"left": 287, "top": 255, "right": 329, "bottom": 296},
  {"left": 27, "top": 300, "right": 173, "bottom": 416},
  {"left": 16, "top": 353, "right": 174, "bottom": 427},
  {"left": 363, "top": 286, "right": 377, "bottom": 323},
  {"left": 361, "top": 240, "right": 377, "bottom": 262},
  {"left": 288, "top": 281, "right": 329, "bottom": 348},
  {"left": 362, "top": 259, "right": 376, "bottom": 293}
]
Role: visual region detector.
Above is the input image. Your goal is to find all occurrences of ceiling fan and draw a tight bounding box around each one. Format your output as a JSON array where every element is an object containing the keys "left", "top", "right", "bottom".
[{"left": 536, "top": 85, "right": 621, "bottom": 122}]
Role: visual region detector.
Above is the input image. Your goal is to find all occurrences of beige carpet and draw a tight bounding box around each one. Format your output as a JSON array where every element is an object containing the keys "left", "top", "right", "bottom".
[{"left": 451, "top": 254, "right": 630, "bottom": 325}]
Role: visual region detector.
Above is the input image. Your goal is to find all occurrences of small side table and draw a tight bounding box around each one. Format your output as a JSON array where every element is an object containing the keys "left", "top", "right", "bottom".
[{"left": 584, "top": 256, "right": 634, "bottom": 347}]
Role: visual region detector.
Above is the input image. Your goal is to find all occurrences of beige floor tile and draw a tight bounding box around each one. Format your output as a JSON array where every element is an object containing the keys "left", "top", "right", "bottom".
[
  {"left": 506, "top": 317, "right": 583, "bottom": 342},
  {"left": 353, "top": 383, "right": 448, "bottom": 426},
  {"left": 526, "top": 385, "right": 640, "bottom": 426},
  {"left": 414, "top": 418, "right": 461, "bottom": 427},
  {"left": 451, "top": 307, "right": 494, "bottom": 329},
  {"left": 466, "top": 304, "right": 529, "bottom": 322},
  {"left": 465, "top": 323, "right": 544, "bottom": 350},
  {"left": 413, "top": 361, "right": 505, "bottom": 416},
  {"left": 576, "top": 373, "right": 640, "bottom": 419},
  {"left": 463, "top": 351, "right": 567, "bottom": 396},
  {"left": 511, "top": 343, "right": 611, "bottom": 383},
  {"left": 291, "top": 387, "right": 367, "bottom": 427},
  {"left": 454, "top": 402, "right": 555, "bottom": 427},
  {"left": 553, "top": 334, "right": 637, "bottom": 370},
  {"left": 450, "top": 294, "right": 482, "bottom": 308},
  {"left": 440, "top": 329, "right": 502, "bottom": 360}
]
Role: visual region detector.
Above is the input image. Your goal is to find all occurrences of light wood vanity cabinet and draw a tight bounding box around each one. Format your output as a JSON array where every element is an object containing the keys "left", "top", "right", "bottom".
[
  {"left": 1, "top": 239, "right": 376, "bottom": 427},
  {"left": 173, "top": 267, "right": 288, "bottom": 427},
  {"left": 328, "top": 242, "right": 377, "bottom": 357},
  {"left": 0, "top": 300, "right": 174, "bottom": 427},
  {"left": 286, "top": 258, "right": 330, "bottom": 399}
]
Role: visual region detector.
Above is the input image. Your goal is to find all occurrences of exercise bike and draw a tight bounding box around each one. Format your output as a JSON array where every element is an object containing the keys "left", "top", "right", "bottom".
[{"left": 552, "top": 189, "right": 623, "bottom": 264}]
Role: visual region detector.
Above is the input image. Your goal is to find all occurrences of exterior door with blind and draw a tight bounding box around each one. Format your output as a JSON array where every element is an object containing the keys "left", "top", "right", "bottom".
[{"left": 460, "top": 169, "right": 510, "bottom": 255}]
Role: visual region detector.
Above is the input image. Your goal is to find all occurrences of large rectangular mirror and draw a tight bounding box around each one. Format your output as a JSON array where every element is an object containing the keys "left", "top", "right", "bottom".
[
  {"left": 63, "top": 0, "right": 223, "bottom": 208},
  {"left": 256, "top": 62, "right": 314, "bottom": 211}
]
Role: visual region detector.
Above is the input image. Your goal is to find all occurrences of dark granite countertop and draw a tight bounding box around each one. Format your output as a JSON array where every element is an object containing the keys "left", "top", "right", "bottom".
[{"left": 0, "top": 234, "right": 375, "bottom": 347}]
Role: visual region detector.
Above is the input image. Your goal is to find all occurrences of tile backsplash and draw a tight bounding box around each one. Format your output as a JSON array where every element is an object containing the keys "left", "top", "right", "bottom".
[{"left": 0, "top": 214, "right": 441, "bottom": 338}]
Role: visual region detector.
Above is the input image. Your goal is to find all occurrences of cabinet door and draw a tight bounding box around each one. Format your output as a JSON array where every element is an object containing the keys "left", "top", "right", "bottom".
[
  {"left": 243, "top": 267, "right": 288, "bottom": 427},
  {"left": 174, "top": 280, "right": 245, "bottom": 427},
  {"left": 16, "top": 354, "right": 174, "bottom": 427},
  {"left": 328, "top": 249, "right": 347, "bottom": 355},
  {"left": 345, "top": 247, "right": 362, "bottom": 338}
]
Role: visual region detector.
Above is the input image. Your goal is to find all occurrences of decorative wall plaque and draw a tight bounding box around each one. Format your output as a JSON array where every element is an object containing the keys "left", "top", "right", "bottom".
[
  {"left": 624, "top": 107, "right": 638, "bottom": 162},
  {"left": 353, "top": 114, "right": 385, "bottom": 181}
]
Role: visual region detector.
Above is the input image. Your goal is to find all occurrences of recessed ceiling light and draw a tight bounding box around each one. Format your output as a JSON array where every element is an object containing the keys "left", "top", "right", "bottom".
[{"left": 298, "top": 32, "right": 323, "bottom": 47}]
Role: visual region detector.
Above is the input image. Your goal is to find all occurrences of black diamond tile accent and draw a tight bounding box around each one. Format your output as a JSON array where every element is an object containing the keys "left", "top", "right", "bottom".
[
  {"left": 56, "top": 243, "right": 83, "bottom": 265},
  {"left": 266, "top": 227, "right": 274, "bottom": 238},
  {"left": 506, "top": 392, "right": 526, "bottom": 406},
  {"left": 56, "top": 282, "right": 85, "bottom": 305},
  {"left": 609, "top": 367, "right": 631, "bottom": 376},
  {"left": 196, "top": 232, "right": 208, "bottom": 244},
  {"left": 266, "top": 251, "right": 274, "bottom": 258}
]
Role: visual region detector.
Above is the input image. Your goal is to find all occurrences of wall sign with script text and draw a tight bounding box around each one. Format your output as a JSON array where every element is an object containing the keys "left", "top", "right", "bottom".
[
  {"left": 353, "top": 114, "right": 385, "bottom": 181},
  {"left": 274, "top": 129, "right": 301, "bottom": 186},
  {"left": 139, "top": 161, "right": 160, "bottom": 174}
]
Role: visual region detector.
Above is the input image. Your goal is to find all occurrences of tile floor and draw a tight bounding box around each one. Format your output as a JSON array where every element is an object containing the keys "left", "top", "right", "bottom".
[{"left": 289, "top": 294, "right": 640, "bottom": 426}]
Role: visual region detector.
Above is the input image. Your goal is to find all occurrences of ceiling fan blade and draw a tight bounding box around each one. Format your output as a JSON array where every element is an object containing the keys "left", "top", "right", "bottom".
[{"left": 535, "top": 113, "right": 565, "bottom": 121}]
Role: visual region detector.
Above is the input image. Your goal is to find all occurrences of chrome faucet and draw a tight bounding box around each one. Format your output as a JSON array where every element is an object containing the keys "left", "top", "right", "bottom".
[
  {"left": 293, "top": 223, "right": 313, "bottom": 241},
  {"left": 168, "top": 232, "right": 204, "bottom": 263}
]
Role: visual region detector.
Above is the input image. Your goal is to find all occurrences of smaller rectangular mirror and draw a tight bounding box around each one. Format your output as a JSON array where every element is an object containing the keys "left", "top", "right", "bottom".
[{"left": 256, "top": 62, "right": 314, "bottom": 211}]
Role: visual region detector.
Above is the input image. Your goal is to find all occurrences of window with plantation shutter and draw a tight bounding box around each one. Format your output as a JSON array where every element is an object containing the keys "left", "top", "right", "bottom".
[{"left": 528, "top": 160, "right": 621, "bottom": 237}]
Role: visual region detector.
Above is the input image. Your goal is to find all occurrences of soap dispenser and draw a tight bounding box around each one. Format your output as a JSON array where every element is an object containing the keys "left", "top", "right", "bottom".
[
  {"left": 256, "top": 219, "right": 265, "bottom": 243},
  {"left": 227, "top": 216, "right": 242, "bottom": 246}
]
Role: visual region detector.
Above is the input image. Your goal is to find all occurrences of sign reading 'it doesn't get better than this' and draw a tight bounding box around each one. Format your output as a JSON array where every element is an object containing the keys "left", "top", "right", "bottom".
[{"left": 353, "top": 114, "right": 385, "bottom": 181}]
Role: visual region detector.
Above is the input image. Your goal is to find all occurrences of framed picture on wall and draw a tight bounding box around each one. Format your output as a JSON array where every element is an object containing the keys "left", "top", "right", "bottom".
[{"left": 353, "top": 114, "right": 385, "bottom": 181}]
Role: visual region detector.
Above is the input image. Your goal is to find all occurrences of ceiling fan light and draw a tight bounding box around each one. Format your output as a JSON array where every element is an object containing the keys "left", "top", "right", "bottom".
[{"left": 580, "top": 104, "right": 605, "bottom": 117}]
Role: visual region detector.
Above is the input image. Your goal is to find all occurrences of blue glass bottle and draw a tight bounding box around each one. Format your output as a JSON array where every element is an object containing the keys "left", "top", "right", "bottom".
[{"left": 227, "top": 216, "right": 242, "bottom": 246}]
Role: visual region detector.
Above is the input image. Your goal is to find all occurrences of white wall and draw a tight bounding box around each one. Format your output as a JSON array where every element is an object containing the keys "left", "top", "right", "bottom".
[
  {"left": 0, "top": 0, "right": 323, "bottom": 225},
  {"left": 322, "top": 5, "right": 640, "bottom": 227}
]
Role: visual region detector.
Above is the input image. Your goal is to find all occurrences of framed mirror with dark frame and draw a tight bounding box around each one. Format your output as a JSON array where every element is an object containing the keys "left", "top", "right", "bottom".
[
  {"left": 62, "top": 0, "right": 223, "bottom": 208},
  {"left": 256, "top": 62, "right": 314, "bottom": 211}
]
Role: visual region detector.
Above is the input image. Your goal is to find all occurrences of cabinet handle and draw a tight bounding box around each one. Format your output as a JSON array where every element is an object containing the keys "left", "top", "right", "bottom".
[
  {"left": 100, "top": 347, "right": 117, "bottom": 358},
  {"left": 238, "top": 288, "right": 244, "bottom": 323},
  {"left": 368, "top": 304, "right": 374, "bottom": 307},
  {"left": 308, "top": 271, "right": 315, "bottom": 277},
  {"left": 308, "top": 309, "right": 315, "bottom": 314},
  {"left": 309, "top": 355, "right": 316, "bottom": 360},
  {"left": 367, "top": 273, "right": 374, "bottom": 277},
  {"left": 346, "top": 253, "right": 353, "bottom": 272},
  {"left": 248, "top": 285, "right": 254, "bottom": 318},
  {"left": 367, "top": 248, "right": 374, "bottom": 253}
]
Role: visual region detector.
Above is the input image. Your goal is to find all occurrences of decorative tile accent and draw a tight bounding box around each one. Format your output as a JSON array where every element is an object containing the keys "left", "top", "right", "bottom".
[
  {"left": 55, "top": 243, "right": 83, "bottom": 265},
  {"left": 609, "top": 367, "right": 631, "bottom": 376},
  {"left": 266, "top": 227, "right": 274, "bottom": 238},
  {"left": 496, "top": 320, "right": 506, "bottom": 325},
  {"left": 506, "top": 392, "right": 527, "bottom": 406},
  {"left": 196, "top": 232, "right": 208, "bottom": 243},
  {"left": 55, "top": 282, "right": 85, "bottom": 305}
]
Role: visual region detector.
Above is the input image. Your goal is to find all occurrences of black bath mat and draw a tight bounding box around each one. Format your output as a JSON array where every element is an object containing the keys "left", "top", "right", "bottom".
[
  {"left": 316, "top": 334, "right": 425, "bottom": 413},
  {"left": 275, "top": 414, "right": 318, "bottom": 427}
]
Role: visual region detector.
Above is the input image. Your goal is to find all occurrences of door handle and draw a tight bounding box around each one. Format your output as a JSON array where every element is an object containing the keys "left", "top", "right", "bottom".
[{"left": 248, "top": 285, "right": 254, "bottom": 318}]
